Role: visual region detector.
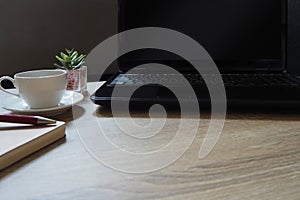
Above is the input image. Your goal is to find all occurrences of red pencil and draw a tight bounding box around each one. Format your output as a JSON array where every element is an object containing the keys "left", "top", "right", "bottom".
[{"left": 0, "top": 114, "right": 56, "bottom": 125}]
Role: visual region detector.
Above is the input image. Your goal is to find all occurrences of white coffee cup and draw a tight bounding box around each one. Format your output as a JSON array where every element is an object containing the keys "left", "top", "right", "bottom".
[{"left": 0, "top": 69, "right": 67, "bottom": 109}]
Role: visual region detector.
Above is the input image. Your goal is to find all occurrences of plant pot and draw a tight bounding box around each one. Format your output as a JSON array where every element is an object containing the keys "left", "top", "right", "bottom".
[{"left": 65, "top": 66, "right": 87, "bottom": 94}]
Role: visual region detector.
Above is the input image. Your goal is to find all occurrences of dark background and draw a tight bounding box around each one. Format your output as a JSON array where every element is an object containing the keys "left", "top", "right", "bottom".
[
  {"left": 0, "top": 0, "right": 118, "bottom": 81},
  {"left": 0, "top": 0, "right": 300, "bottom": 84}
]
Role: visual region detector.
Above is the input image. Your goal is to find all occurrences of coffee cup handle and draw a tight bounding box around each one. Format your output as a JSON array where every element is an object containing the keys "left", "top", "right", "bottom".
[{"left": 0, "top": 76, "right": 19, "bottom": 96}]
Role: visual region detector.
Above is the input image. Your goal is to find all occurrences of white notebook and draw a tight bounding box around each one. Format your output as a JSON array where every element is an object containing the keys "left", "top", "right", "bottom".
[{"left": 0, "top": 121, "right": 65, "bottom": 170}]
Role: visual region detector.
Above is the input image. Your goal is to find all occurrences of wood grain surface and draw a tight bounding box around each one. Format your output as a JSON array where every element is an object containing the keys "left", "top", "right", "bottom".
[{"left": 0, "top": 82, "right": 299, "bottom": 200}]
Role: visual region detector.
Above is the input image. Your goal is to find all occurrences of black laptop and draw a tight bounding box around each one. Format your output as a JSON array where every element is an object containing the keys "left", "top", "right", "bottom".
[{"left": 91, "top": 0, "right": 300, "bottom": 108}]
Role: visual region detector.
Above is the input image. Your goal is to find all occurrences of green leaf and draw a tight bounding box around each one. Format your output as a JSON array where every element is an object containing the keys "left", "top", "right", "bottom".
[
  {"left": 74, "top": 54, "right": 85, "bottom": 63},
  {"left": 71, "top": 51, "right": 78, "bottom": 60},
  {"left": 54, "top": 63, "right": 64, "bottom": 69},
  {"left": 60, "top": 52, "right": 70, "bottom": 61},
  {"left": 65, "top": 48, "right": 74, "bottom": 55},
  {"left": 74, "top": 60, "right": 85, "bottom": 69},
  {"left": 55, "top": 55, "right": 65, "bottom": 64}
]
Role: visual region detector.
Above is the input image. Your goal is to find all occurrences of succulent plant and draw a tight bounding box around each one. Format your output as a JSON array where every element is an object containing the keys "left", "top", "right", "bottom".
[{"left": 54, "top": 49, "right": 86, "bottom": 70}]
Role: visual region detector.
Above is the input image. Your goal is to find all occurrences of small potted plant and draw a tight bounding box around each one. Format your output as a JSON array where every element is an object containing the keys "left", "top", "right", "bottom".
[{"left": 54, "top": 49, "right": 87, "bottom": 93}]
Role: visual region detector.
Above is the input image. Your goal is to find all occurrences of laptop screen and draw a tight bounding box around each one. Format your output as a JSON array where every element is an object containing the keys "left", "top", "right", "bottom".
[{"left": 118, "top": 0, "right": 286, "bottom": 73}]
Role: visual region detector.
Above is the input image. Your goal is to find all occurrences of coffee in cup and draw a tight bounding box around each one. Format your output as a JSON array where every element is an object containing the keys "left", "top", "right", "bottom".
[{"left": 0, "top": 69, "right": 67, "bottom": 109}]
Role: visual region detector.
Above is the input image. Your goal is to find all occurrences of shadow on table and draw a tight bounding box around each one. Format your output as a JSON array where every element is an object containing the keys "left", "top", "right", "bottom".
[
  {"left": 0, "top": 137, "right": 66, "bottom": 180},
  {"left": 95, "top": 104, "right": 300, "bottom": 121},
  {"left": 55, "top": 105, "right": 86, "bottom": 122}
]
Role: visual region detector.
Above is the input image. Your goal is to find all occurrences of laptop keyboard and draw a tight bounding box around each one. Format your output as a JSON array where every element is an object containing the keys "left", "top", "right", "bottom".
[{"left": 109, "top": 73, "right": 300, "bottom": 87}]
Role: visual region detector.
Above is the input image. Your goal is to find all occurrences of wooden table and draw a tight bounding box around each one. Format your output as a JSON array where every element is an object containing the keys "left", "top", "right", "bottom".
[{"left": 0, "top": 82, "right": 300, "bottom": 200}]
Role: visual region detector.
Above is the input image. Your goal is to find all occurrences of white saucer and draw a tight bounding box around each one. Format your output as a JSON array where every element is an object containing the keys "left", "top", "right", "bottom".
[{"left": 1, "top": 91, "right": 84, "bottom": 116}]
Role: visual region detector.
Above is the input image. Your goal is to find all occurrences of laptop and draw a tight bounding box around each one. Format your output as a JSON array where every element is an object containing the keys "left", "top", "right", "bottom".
[{"left": 91, "top": 0, "right": 300, "bottom": 109}]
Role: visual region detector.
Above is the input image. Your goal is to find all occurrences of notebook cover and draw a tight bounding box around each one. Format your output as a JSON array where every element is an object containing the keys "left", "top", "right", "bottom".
[{"left": 0, "top": 121, "right": 65, "bottom": 170}]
